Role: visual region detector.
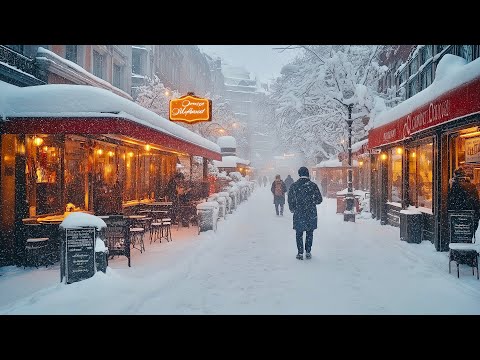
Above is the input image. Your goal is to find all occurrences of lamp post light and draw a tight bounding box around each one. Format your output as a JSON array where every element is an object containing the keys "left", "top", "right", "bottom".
[
  {"left": 201, "top": 122, "right": 227, "bottom": 140},
  {"left": 344, "top": 103, "right": 355, "bottom": 222}
]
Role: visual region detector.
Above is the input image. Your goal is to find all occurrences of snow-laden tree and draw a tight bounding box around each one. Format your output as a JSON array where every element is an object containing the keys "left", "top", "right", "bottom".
[
  {"left": 268, "top": 45, "right": 390, "bottom": 164},
  {"left": 135, "top": 75, "right": 181, "bottom": 119}
]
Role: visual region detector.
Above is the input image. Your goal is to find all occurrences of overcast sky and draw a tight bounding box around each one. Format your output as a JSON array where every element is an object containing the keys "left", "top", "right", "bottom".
[{"left": 198, "top": 45, "right": 301, "bottom": 84}]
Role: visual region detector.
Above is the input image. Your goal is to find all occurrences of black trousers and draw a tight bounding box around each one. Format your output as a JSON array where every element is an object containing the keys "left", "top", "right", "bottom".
[
  {"left": 296, "top": 230, "right": 313, "bottom": 254},
  {"left": 275, "top": 203, "right": 284, "bottom": 215}
]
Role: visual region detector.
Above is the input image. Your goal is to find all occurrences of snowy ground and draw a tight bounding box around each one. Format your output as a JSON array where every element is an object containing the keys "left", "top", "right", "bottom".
[{"left": 1, "top": 185, "right": 479, "bottom": 315}]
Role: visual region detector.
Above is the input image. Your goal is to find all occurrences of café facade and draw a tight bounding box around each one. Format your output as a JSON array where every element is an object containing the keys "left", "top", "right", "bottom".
[
  {"left": 0, "top": 82, "right": 221, "bottom": 265},
  {"left": 368, "top": 55, "right": 480, "bottom": 251}
]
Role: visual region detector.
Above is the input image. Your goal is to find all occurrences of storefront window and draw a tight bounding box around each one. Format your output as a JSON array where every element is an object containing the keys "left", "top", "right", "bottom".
[
  {"left": 65, "top": 135, "right": 88, "bottom": 211},
  {"left": 124, "top": 148, "right": 138, "bottom": 202},
  {"left": 408, "top": 141, "right": 433, "bottom": 208},
  {"left": 388, "top": 147, "right": 402, "bottom": 203},
  {"left": 454, "top": 130, "right": 480, "bottom": 196},
  {"left": 26, "top": 134, "right": 63, "bottom": 215}
]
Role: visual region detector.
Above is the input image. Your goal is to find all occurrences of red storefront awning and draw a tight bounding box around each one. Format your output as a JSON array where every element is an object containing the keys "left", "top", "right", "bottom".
[
  {"left": 0, "top": 116, "right": 222, "bottom": 160},
  {"left": 0, "top": 83, "right": 221, "bottom": 160},
  {"left": 369, "top": 67, "right": 480, "bottom": 149}
]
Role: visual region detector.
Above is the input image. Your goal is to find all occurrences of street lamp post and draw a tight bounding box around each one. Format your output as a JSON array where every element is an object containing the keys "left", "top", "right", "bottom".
[{"left": 344, "top": 103, "right": 355, "bottom": 222}]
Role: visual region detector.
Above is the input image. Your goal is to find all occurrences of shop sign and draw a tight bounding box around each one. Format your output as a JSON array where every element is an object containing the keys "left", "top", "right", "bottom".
[
  {"left": 369, "top": 76, "right": 480, "bottom": 149},
  {"left": 465, "top": 137, "right": 480, "bottom": 163},
  {"left": 169, "top": 93, "right": 212, "bottom": 124}
]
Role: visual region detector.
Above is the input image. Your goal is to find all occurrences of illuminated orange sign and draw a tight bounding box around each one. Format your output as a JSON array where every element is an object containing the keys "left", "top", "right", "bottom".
[{"left": 169, "top": 93, "right": 212, "bottom": 124}]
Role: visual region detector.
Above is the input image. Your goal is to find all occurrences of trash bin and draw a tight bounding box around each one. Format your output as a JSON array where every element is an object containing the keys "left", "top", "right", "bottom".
[{"left": 399, "top": 209, "right": 423, "bottom": 243}]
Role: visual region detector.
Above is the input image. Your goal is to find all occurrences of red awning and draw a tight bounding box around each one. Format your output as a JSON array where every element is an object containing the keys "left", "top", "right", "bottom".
[
  {"left": 368, "top": 75, "right": 480, "bottom": 149},
  {"left": 0, "top": 116, "right": 222, "bottom": 160}
]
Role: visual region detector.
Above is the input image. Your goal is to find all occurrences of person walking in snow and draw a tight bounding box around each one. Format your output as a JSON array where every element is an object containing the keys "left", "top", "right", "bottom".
[
  {"left": 448, "top": 167, "right": 480, "bottom": 233},
  {"left": 262, "top": 175, "right": 268, "bottom": 187},
  {"left": 271, "top": 174, "right": 287, "bottom": 216},
  {"left": 287, "top": 166, "right": 323, "bottom": 260},
  {"left": 284, "top": 174, "right": 294, "bottom": 192}
]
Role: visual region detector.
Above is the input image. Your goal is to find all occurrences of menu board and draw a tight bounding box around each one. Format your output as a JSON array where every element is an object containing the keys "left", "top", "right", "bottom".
[
  {"left": 65, "top": 228, "right": 96, "bottom": 284},
  {"left": 465, "top": 137, "right": 480, "bottom": 164},
  {"left": 449, "top": 211, "right": 475, "bottom": 243}
]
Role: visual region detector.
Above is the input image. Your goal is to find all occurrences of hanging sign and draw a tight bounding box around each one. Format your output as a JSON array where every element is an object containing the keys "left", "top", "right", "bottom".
[
  {"left": 169, "top": 92, "right": 212, "bottom": 124},
  {"left": 465, "top": 136, "right": 480, "bottom": 164}
]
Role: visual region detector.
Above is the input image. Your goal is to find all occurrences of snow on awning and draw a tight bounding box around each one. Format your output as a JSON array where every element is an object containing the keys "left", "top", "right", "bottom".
[
  {"left": 315, "top": 159, "right": 359, "bottom": 168},
  {"left": 0, "top": 83, "right": 221, "bottom": 160},
  {"left": 213, "top": 155, "right": 250, "bottom": 168},
  {"left": 338, "top": 139, "right": 369, "bottom": 160},
  {"left": 368, "top": 55, "right": 480, "bottom": 149}
]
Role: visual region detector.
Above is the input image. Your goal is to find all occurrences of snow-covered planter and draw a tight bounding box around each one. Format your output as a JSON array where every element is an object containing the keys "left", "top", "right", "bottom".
[
  {"left": 226, "top": 186, "right": 237, "bottom": 211},
  {"left": 217, "top": 191, "right": 232, "bottom": 214},
  {"left": 208, "top": 193, "right": 226, "bottom": 220},
  {"left": 196, "top": 201, "right": 219, "bottom": 233}
]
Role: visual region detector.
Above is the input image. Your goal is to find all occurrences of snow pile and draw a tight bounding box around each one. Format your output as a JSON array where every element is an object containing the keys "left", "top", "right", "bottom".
[
  {"left": 95, "top": 238, "right": 107, "bottom": 252},
  {"left": 433, "top": 54, "right": 467, "bottom": 83},
  {"left": 217, "top": 136, "right": 236, "bottom": 149},
  {"left": 59, "top": 212, "right": 107, "bottom": 231}
]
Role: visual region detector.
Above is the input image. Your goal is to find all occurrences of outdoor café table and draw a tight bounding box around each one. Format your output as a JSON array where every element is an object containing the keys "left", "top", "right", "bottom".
[{"left": 147, "top": 202, "right": 173, "bottom": 206}]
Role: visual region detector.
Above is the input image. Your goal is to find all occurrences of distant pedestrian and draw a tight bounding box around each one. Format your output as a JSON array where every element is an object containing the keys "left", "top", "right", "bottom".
[
  {"left": 448, "top": 167, "right": 480, "bottom": 233},
  {"left": 284, "top": 174, "right": 294, "bottom": 192},
  {"left": 287, "top": 166, "right": 323, "bottom": 260},
  {"left": 263, "top": 175, "right": 268, "bottom": 187},
  {"left": 271, "top": 174, "right": 287, "bottom": 216}
]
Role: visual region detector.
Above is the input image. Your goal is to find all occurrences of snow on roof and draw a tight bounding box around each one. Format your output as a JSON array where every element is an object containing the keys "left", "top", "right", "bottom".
[
  {"left": 372, "top": 54, "right": 480, "bottom": 130},
  {"left": 0, "top": 82, "right": 221, "bottom": 155},
  {"left": 351, "top": 139, "right": 368, "bottom": 152},
  {"left": 213, "top": 155, "right": 250, "bottom": 168},
  {"left": 315, "top": 159, "right": 358, "bottom": 168},
  {"left": 217, "top": 136, "right": 236, "bottom": 148},
  {"left": 36, "top": 47, "right": 133, "bottom": 100}
]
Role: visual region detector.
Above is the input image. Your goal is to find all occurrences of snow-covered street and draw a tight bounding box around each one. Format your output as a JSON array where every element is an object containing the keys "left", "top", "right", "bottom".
[{"left": 1, "top": 186, "right": 479, "bottom": 315}]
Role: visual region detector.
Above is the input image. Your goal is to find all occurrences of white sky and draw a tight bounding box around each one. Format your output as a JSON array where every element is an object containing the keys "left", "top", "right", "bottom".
[
  {"left": 1, "top": 186, "right": 479, "bottom": 315},
  {"left": 198, "top": 45, "right": 301, "bottom": 84}
]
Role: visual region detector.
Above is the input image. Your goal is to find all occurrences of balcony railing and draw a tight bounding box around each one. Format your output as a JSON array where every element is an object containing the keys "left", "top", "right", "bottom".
[{"left": 0, "top": 45, "right": 45, "bottom": 82}]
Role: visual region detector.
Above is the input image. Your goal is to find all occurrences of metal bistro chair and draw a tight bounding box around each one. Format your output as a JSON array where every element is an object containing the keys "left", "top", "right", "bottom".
[
  {"left": 103, "top": 215, "right": 131, "bottom": 267},
  {"left": 150, "top": 209, "right": 168, "bottom": 243},
  {"left": 128, "top": 216, "right": 146, "bottom": 253}
]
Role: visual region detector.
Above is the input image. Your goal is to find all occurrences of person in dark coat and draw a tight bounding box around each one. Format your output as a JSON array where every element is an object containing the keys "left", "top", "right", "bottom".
[
  {"left": 288, "top": 166, "right": 323, "bottom": 260},
  {"left": 271, "top": 174, "right": 287, "bottom": 216},
  {"left": 165, "top": 172, "right": 185, "bottom": 224},
  {"left": 284, "top": 174, "right": 294, "bottom": 192},
  {"left": 448, "top": 167, "right": 480, "bottom": 233}
]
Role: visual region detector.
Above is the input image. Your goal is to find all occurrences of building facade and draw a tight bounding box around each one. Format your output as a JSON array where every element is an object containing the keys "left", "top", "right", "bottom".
[
  {"left": 378, "top": 45, "right": 480, "bottom": 106},
  {"left": 368, "top": 53, "right": 480, "bottom": 251},
  {"left": 0, "top": 45, "right": 47, "bottom": 86}
]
